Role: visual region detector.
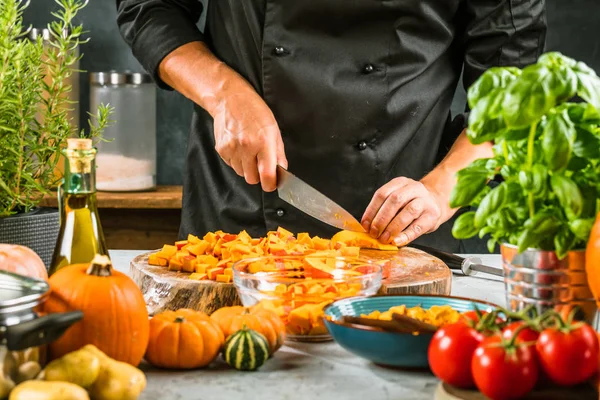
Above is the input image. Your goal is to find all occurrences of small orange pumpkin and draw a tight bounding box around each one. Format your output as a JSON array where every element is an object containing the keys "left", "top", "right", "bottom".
[
  {"left": 44, "top": 255, "right": 149, "bottom": 366},
  {"left": 210, "top": 305, "right": 285, "bottom": 354},
  {"left": 0, "top": 244, "right": 48, "bottom": 281},
  {"left": 145, "top": 309, "right": 224, "bottom": 369},
  {"left": 586, "top": 214, "right": 600, "bottom": 310}
]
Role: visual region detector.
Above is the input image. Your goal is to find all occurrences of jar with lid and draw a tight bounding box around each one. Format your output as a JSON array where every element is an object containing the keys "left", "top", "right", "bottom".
[{"left": 89, "top": 71, "right": 157, "bottom": 192}]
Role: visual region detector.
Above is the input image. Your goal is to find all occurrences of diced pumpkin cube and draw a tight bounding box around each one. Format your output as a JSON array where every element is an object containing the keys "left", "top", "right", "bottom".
[
  {"left": 237, "top": 230, "right": 252, "bottom": 243},
  {"left": 189, "top": 273, "right": 207, "bottom": 280},
  {"left": 248, "top": 261, "right": 268, "bottom": 274},
  {"left": 188, "top": 241, "right": 210, "bottom": 256},
  {"left": 340, "top": 246, "right": 360, "bottom": 257},
  {"left": 312, "top": 237, "right": 331, "bottom": 250},
  {"left": 213, "top": 239, "right": 224, "bottom": 256},
  {"left": 187, "top": 234, "right": 201, "bottom": 244},
  {"left": 223, "top": 268, "right": 233, "bottom": 277},
  {"left": 175, "top": 240, "right": 188, "bottom": 250},
  {"left": 196, "top": 254, "right": 218, "bottom": 266},
  {"left": 195, "top": 263, "right": 210, "bottom": 274},
  {"left": 216, "top": 258, "right": 231, "bottom": 268},
  {"left": 216, "top": 274, "right": 232, "bottom": 283},
  {"left": 175, "top": 250, "right": 190, "bottom": 260},
  {"left": 277, "top": 226, "right": 294, "bottom": 239},
  {"left": 307, "top": 284, "right": 325, "bottom": 294},
  {"left": 148, "top": 253, "right": 161, "bottom": 265},
  {"left": 181, "top": 256, "right": 196, "bottom": 273},
  {"left": 160, "top": 244, "right": 177, "bottom": 258},
  {"left": 168, "top": 258, "right": 183, "bottom": 272},
  {"left": 208, "top": 267, "right": 224, "bottom": 280},
  {"left": 203, "top": 232, "right": 217, "bottom": 243}
]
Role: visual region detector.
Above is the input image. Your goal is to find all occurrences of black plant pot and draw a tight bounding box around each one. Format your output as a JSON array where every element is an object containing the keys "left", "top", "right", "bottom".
[{"left": 0, "top": 207, "right": 59, "bottom": 269}]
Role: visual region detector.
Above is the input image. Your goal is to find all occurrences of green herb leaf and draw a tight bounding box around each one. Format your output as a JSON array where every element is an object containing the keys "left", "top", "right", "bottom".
[
  {"left": 467, "top": 67, "right": 521, "bottom": 110},
  {"left": 449, "top": 171, "right": 488, "bottom": 209},
  {"left": 574, "top": 61, "right": 600, "bottom": 112},
  {"left": 474, "top": 183, "right": 507, "bottom": 227},
  {"left": 542, "top": 110, "right": 576, "bottom": 171},
  {"left": 550, "top": 174, "right": 583, "bottom": 219},
  {"left": 573, "top": 125, "right": 600, "bottom": 159},
  {"left": 517, "top": 210, "right": 562, "bottom": 252},
  {"left": 452, "top": 211, "right": 479, "bottom": 239},
  {"left": 569, "top": 218, "right": 594, "bottom": 241},
  {"left": 554, "top": 228, "right": 577, "bottom": 259}
]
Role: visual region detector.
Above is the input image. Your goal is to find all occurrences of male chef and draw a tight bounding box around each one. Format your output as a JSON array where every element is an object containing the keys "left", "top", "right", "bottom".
[{"left": 116, "top": 0, "right": 546, "bottom": 252}]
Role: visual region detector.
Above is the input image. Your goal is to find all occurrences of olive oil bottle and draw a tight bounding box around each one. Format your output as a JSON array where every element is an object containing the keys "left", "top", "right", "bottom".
[{"left": 49, "top": 138, "right": 109, "bottom": 275}]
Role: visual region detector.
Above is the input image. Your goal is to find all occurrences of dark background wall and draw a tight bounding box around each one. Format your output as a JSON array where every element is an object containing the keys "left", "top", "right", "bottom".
[{"left": 25, "top": 0, "right": 600, "bottom": 185}]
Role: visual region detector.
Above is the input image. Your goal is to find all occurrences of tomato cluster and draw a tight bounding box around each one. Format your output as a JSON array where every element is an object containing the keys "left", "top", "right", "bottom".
[{"left": 428, "top": 307, "right": 599, "bottom": 400}]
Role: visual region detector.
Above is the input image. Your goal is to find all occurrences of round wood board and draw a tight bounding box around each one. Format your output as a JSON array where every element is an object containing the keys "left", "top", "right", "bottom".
[
  {"left": 130, "top": 247, "right": 451, "bottom": 316},
  {"left": 434, "top": 382, "right": 597, "bottom": 400}
]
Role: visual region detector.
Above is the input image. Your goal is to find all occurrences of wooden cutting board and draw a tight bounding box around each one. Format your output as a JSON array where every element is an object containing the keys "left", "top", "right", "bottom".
[
  {"left": 130, "top": 247, "right": 451, "bottom": 316},
  {"left": 435, "top": 382, "right": 598, "bottom": 399}
]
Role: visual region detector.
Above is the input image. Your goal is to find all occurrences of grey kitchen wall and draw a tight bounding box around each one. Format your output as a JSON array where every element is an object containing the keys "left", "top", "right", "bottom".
[{"left": 25, "top": 1, "right": 600, "bottom": 185}]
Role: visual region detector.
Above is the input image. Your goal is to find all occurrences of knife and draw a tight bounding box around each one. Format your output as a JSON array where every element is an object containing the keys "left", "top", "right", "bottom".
[
  {"left": 276, "top": 165, "right": 365, "bottom": 232},
  {"left": 410, "top": 243, "right": 504, "bottom": 278}
]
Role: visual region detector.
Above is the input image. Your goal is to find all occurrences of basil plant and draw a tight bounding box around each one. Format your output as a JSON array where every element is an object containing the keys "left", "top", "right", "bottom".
[{"left": 450, "top": 52, "right": 600, "bottom": 258}]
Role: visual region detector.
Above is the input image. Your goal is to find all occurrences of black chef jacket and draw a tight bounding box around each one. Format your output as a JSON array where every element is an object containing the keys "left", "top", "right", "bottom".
[{"left": 116, "top": 0, "right": 546, "bottom": 253}]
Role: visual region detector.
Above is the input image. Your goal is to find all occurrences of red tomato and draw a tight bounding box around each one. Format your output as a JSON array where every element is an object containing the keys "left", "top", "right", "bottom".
[
  {"left": 502, "top": 321, "right": 540, "bottom": 344},
  {"left": 472, "top": 335, "right": 538, "bottom": 400},
  {"left": 428, "top": 322, "right": 484, "bottom": 388},
  {"left": 536, "top": 323, "right": 599, "bottom": 386}
]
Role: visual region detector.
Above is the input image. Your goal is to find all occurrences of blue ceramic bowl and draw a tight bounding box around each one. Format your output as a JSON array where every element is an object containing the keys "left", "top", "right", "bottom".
[{"left": 323, "top": 295, "right": 499, "bottom": 368}]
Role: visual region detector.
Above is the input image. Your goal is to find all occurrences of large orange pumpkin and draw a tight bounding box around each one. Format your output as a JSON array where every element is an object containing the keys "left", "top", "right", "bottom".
[
  {"left": 210, "top": 305, "right": 285, "bottom": 354},
  {"left": 0, "top": 244, "right": 48, "bottom": 281},
  {"left": 585, "top": 214, "right": 600, "bottom": 310},
  {"left": 145, "top": 309, "right": 224, "bottom": 369},
  {"left": 44, "top": 255, "right": 149, "bottom": 366}
]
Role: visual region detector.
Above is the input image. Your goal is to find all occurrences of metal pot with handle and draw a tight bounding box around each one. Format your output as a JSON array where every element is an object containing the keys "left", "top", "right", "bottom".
[{"left": 0, "top": 269, "right": 82, "bottom": 398}]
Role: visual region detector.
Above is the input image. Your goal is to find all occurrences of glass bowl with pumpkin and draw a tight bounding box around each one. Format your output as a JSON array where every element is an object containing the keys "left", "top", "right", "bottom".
[{"left": 232, "top": 253, "right": 383, "bottom": 342}]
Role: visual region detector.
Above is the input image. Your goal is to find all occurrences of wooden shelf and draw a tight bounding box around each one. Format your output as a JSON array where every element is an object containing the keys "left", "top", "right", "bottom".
[{"left": 40, "top": 185, "right": 183, "bottom": 210}]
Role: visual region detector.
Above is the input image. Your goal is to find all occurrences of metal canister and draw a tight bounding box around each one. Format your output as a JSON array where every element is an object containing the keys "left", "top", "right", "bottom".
[
  {"left": 0, "top": 270, "right": 82, "bottom": 398},
  {"left": 501, "top": 244, "right": 598, "bottom": 328}
]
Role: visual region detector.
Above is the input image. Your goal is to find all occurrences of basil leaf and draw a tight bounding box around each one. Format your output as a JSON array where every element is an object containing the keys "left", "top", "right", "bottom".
[
  {"left": 542, "top": 110, "right": 576, "bottom": 171},
  {"left": 503, "top": 127, "right": 530, "bottom": 141},
  {"left": 449, "top": 171, "right": 488, "bottom": 208},
  {"left": 550, "top": 174, "right": 583, "bottom": 219},
  {"left": 467, "top": 67, "right": 521, "bottom": 110},
  {"left": 467, "top": 91, "right": 507, "bottom": 144},
  {"left": 479, "top": 226, "right": 494, "bottom": 239},
  {"left": 574, "top": 61, "right": 600, "bottom": 111},
  {"left": 563, "top": 102, "right": 600, "bottom": 124},
  {"left": 538, "top": 52, "right": 577, "bottom": 69},
  {"left": 569, "top": 218, "right": 594, "bottom": 241},
  {"left": 502, "top": 64, "right": 556, "bottom": 128},
  {"left": 554, "top": 228, "right": 577, "bottom": 259},
  {"left": 452, "top": 211, "right": 479, "bottom": 239},
  {"left": 517, "top": 210, "right": 562, "bottom": 252},
  {"left": 573, "top": 125, "right": 600, "bottom": 159},
  {"left": 567, "top": 155, "right": 589, "bottom": 172},
  {"left": 487, "top": 238, "right": 498, "bottom": 253},
  {"left": 519, "top": 164, "right": 548, "bottom": 196},
  {"left": 474, "top": 183, "right": 507, "bottom": 228}
]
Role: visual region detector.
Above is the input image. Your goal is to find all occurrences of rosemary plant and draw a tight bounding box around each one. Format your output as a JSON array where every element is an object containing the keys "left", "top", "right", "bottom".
[{"left": 0, "top": 0, "right": 111, "bottom": 217}]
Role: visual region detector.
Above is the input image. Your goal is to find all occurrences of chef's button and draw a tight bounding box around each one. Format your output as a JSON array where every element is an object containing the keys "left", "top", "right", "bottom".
[
  {"left": 276, "top": 208, "right": 285, "bottom": 217},
  {"left": 273, "top": 46, "right": 289, "bottom": 56},
  {"left": 363, "top": 64, "right": 375, "bottom": 74},
  {"left": 357, "top": 141, "right": 368, "bottom": 151}
]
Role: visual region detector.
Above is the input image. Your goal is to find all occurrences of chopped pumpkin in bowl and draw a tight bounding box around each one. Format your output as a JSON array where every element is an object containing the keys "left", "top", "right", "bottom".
[{"left": 232, "top": 255, "right": 383, "bottom": 342}]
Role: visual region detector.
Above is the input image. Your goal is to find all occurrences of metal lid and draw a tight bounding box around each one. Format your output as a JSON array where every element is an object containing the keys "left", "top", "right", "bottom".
[
  {"left": 0, "top": 270, "right": 49, "bottom": 322},
  {"left": 89, "top": 71, "right": 153, "bottom": 86}
]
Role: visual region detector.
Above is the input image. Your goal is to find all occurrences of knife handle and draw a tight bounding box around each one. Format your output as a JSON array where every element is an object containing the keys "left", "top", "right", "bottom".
[{"left": 410, "top": 244, "right": 481, "bottom": 276}]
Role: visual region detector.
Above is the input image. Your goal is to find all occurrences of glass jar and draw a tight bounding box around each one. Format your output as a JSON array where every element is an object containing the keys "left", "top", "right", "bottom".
[{"left": 89, "top": 71, "right": 157, "bottom": 192}]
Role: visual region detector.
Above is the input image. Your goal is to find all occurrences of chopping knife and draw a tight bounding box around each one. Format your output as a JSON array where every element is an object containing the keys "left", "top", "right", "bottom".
[
  {"left": 276, "top": 165, "right": 365, "bottom": 232},
  {"left": 410, "top": 243, "right": 503, "bottom": 278}
]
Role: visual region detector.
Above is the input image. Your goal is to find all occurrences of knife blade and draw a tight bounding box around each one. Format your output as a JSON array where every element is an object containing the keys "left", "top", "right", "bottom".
[
  {"left": 276, "top": 165, "right": 365, "bottom": 232},
  {"left": 410, "top": 243, "right": 503, "bottom": 277}
]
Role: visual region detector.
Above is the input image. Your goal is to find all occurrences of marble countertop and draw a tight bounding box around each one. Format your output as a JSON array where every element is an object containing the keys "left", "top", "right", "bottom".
[{"left": 109, "top": 250, "right": 506, "bottom": 400}]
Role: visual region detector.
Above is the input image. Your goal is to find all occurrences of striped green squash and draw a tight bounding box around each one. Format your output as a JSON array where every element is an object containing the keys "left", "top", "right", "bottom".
[{"left": 223, "top": 325, "right": 269, "bottom": 371}]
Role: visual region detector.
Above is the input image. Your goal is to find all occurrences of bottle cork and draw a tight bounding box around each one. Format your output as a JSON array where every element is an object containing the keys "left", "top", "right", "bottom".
[{"left": 67, "top": 138, "right": 92, "bottom": 150}]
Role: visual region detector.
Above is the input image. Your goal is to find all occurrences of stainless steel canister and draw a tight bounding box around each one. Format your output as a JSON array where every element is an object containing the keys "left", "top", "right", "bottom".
[
  {"left": 501, "top": 244, "right": 597, "bottom": 328},
  {"left": 0, "top": 270, "right": 83, "bottom": 398}
]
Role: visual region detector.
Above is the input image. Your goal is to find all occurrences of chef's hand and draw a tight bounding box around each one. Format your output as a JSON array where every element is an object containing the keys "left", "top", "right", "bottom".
[
  {"left": 361, "top": 178, "right": 444, "bottom": 246},
  {"left": 213, "top": 90, "right": 287, "bottom": 192}
]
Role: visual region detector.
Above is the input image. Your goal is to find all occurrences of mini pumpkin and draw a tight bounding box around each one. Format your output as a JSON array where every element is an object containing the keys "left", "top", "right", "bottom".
[
  {"left": 145, "top": 309, "right": 224, "bottom": 369},
  {"left": 44, "top": 255, "right": 149, "bottom": 366},
  {"left": 210, "top": 305, "right": 285, "bottom": 354},
  {"left": 223, "top": 325, "right": 269, "bottom": 371},
  {"left": 0, "top": 244, "right": 48, "bottom": 281}
]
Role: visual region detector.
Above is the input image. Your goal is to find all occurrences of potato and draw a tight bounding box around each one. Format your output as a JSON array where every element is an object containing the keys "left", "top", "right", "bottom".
[
  {"left": 9, "top": 380, "right": 89, "bottom": 400},
  {"left": 88, "top": 357, "right": 146, "bottom": 400},
  {"left": 43, "top": 347, "right": 101, "bottom": 388},
  {"left": 16, "top": 361, "right": 41, "bottom": 384}
]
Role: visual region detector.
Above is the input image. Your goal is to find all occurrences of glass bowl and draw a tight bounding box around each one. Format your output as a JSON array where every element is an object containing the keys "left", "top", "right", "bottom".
[{"left": 232, "top": 255, "right": 383, "bottom": 342}]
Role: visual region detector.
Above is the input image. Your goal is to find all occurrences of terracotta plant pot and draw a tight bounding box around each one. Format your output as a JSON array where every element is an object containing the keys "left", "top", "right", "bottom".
[{"left": 500, "top": 243, "right": 597, "bottom": 327}]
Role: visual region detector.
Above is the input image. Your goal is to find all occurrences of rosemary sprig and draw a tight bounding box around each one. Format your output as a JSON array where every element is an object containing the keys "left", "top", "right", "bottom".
[{"left": 0, "top": 0, "right": 110, "bottom": 217}]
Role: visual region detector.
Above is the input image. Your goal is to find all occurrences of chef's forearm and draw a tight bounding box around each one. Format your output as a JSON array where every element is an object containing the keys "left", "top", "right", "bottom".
[
  {"left": 420, "top": 130, "right": 494, "bottom": 222},
  {"left": 158, "top": 41, "right": 257, "bottom": 117}
]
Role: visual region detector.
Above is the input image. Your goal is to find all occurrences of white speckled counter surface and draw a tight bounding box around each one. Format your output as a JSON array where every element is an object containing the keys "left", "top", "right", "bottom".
[{"left": 109, "top": 250, "right": 505, "bottom": 400}]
